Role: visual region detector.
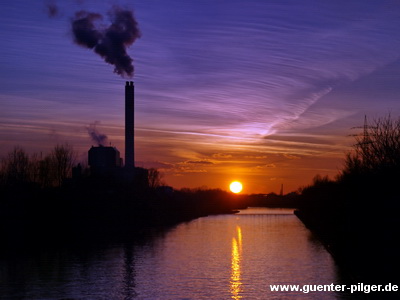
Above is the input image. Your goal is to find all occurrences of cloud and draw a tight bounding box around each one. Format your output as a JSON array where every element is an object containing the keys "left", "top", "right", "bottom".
[
  {"left": 176, "top": 167, "right": 207, "bottom": 173},
  {"left": 184, "top": 160, "right": 214, "bottom": 165},
  {"left": 212, "top": 153, "right": 233, "bottom": 159},
  {"left": 138, "top": 0, "right": 400, "bottom": 148},
  {"left": 253, "top": 163, "right": 276, "bottom": 169},
  {"left": 244, "top": 155, "right": 268, "bottom": 159},
  {"left": 45, "top": 0, "right": 59, "bottom": 18},
  {"left": 283, "top": 154, "right": 300, "bottom": 160},
  {"left": 140, "top": 161, "right": 174, "bottom": 169}
]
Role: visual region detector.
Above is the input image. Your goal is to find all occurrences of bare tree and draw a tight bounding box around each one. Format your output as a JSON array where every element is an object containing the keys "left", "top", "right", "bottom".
[
  {"left": 38, "top": 155, "right": 54, "bottom": 188},
  {"left": 0, "top": 144, "right": 77, "bottom": 188},
  {"left": 148, "top": 168, "right": 164, "bottom": 189},
  {"left": 343, "top": 115, "right": 400, "bottom": 176},
  {"left": 50, "top": 143, "right": 76, "bottom": 187},
  {"left": 0, "top": 146, "right": 31, "bottom": 185}
]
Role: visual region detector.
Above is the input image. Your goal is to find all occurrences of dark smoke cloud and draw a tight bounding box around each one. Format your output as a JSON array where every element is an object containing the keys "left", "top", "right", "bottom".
[
  {"left": 71, "top": 6, "right": 141, "bottom": 77},
  {"left": 45, "top": 0, "right": 59, "bottom": 18},
  {"left": 86, "top": 122, "right": 108, "bottom": 146}
]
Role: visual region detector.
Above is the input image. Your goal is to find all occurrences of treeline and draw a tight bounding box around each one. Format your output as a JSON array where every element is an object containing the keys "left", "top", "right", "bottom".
[
  {"left": 0, "top": 183, "right": 243, "bottom": 247},
  {"left": 246, "top": 192, "right": 299, "bottom": 207},
  {"left": 0, "top": 144, "right": 76, "bottom": 188},
  {"left": 296, "top": 115, "right": 400, "bottom": 284},
  {"left": 0, "top": 145, "right": 246, "bottom": 247}
]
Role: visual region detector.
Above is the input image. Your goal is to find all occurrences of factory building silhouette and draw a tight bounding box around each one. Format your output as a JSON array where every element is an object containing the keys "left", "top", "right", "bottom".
[
  {"left": 88, "top": 146, "right": 122, "bottom": 175},
  {"left": 88, "top": 81, "right": 148, "bottom": 184}
]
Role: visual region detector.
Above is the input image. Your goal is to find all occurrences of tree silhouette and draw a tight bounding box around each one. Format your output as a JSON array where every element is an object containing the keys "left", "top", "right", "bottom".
[
  {"left": 0, "top": 143, "right": 76, "bottom": 188},
  {"left": 342, "top": 114, "right": 400, "bottom": 178},
  {"left": 0, "top": 146, "right": 31, "bottom": 186},
  {"left": 51, "top": 144, "right": 76, "bottom": 187},
  {"left": 147, "top": 168, "right": 164, "bottom": 189}
]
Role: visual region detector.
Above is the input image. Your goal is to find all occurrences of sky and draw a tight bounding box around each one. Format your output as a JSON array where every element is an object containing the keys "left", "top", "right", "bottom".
[{"left": 1, "top": 0, "right": 400, "bottom": 194}]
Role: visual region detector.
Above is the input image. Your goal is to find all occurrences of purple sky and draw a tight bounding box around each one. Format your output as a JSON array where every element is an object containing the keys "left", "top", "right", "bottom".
[{"left": 1, "top": 0, "right": 400, "bottom": 193}]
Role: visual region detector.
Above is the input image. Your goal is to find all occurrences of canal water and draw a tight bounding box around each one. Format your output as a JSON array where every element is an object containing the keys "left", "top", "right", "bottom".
[{"left": 0, "top": 208, "right": 357, "bottom": 299}]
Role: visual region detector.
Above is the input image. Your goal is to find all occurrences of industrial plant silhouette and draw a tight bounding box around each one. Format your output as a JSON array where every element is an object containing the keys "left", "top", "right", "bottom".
[
  {"left": 0, "top": 82, "right": 251, "bottom": 245},
  {"left": 87, "top": 81, "right": 147, "bottom": 184}
]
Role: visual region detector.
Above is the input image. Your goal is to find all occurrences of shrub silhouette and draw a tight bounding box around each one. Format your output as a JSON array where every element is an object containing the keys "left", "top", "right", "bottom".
[
  {"left": 296, "top": 114, "right": 400, "bottom": 283},
  {"left": 341, "top": 115, "right": 400, "bottom": 179},
  {"left": 0, "top": 144, "right": 76, "bottom": 188}
]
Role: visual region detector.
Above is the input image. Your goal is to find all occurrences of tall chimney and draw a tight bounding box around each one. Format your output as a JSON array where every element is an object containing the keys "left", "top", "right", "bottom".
[{"left": 125, "top": 81, "right": 134, "bottom": 168}]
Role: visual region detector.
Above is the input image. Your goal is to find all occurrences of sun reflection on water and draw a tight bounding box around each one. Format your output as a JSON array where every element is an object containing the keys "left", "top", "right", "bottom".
[{"left": 230, "top": 225, "right": 242, "bottom": 299}]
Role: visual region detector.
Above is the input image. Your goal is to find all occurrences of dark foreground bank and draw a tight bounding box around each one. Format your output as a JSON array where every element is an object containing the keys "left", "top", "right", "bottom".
[
  {"left": 294, "top": 182, "right": 400, "bottom": 300},
  {"left": 294, "top": 116, "right": 400, "bottom": 300},
  {"left": 0, "top": 178, "right": 244, "bottom": 249},
  {"left": 0, "top": 175, "right": 303, "bottom": 250}
]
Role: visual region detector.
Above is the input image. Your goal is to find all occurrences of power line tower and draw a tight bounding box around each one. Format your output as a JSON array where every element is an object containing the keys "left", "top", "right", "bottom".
[
  {"left": 362, "top": 115, "right": 370, "bottom": 145},
  {"left": 350, "top": 115, "right": 376, "bottom": 145}
]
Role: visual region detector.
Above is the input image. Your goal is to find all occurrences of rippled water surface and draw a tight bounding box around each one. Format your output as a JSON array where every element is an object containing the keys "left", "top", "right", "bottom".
[{"left": 0, "top": 208, "right": 352, "bottom": 299}]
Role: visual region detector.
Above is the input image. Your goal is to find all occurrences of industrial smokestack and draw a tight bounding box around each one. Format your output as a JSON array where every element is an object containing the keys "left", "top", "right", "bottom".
[{"left": 125, "top": 81, "right": 134, "bottom": 168}]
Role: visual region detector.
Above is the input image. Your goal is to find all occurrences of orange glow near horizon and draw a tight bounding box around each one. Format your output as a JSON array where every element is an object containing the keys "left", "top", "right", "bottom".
[{"left": 141, "top": 142, "right": 345, "bottom": 194}]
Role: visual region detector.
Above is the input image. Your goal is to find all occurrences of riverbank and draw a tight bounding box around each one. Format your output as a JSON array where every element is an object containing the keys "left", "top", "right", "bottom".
[
  {"left": 0, "top": 178, "right": 244, "bottom": 250},
  {"left": 0, "top": 176, "right": 305, "bottom": 247},
  {"left": 294, "top": 208, "right": 400, "bottom": 289}
]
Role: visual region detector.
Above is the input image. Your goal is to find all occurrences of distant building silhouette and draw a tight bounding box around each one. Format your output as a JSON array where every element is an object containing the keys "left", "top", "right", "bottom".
[{"left": 72, "top": 163, "right": 82, "bottom": 179}]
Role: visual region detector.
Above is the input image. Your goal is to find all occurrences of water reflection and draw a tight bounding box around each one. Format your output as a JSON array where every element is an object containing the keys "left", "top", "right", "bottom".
[
  {"left": 123, "top": 243, "right": 137, "bottom": 299},
  {"left": 237, "top": 225, "right": 242, "bottom": 246},
  {"left": 231, "top": 225, "right": 242, "bottom": 299},
  {"left": 0, "top": 208, "right": 360, "bottom": 299}
]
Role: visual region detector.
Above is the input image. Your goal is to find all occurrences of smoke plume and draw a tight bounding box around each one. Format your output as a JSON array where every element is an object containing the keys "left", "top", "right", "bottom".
[
  {"left": 71, "top": 6, "right": 141, "bottom": 77},
  {"left": 45, "top": 0, "right": 59, "bottom": 18},
  {"left": 86, "top": 122, "right": 108, "bottom": 146}
]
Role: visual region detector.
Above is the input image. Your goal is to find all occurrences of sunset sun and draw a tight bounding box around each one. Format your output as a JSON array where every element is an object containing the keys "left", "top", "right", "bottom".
[{"left": 230, "top": 181, "right": 243, "bottom": 194}]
